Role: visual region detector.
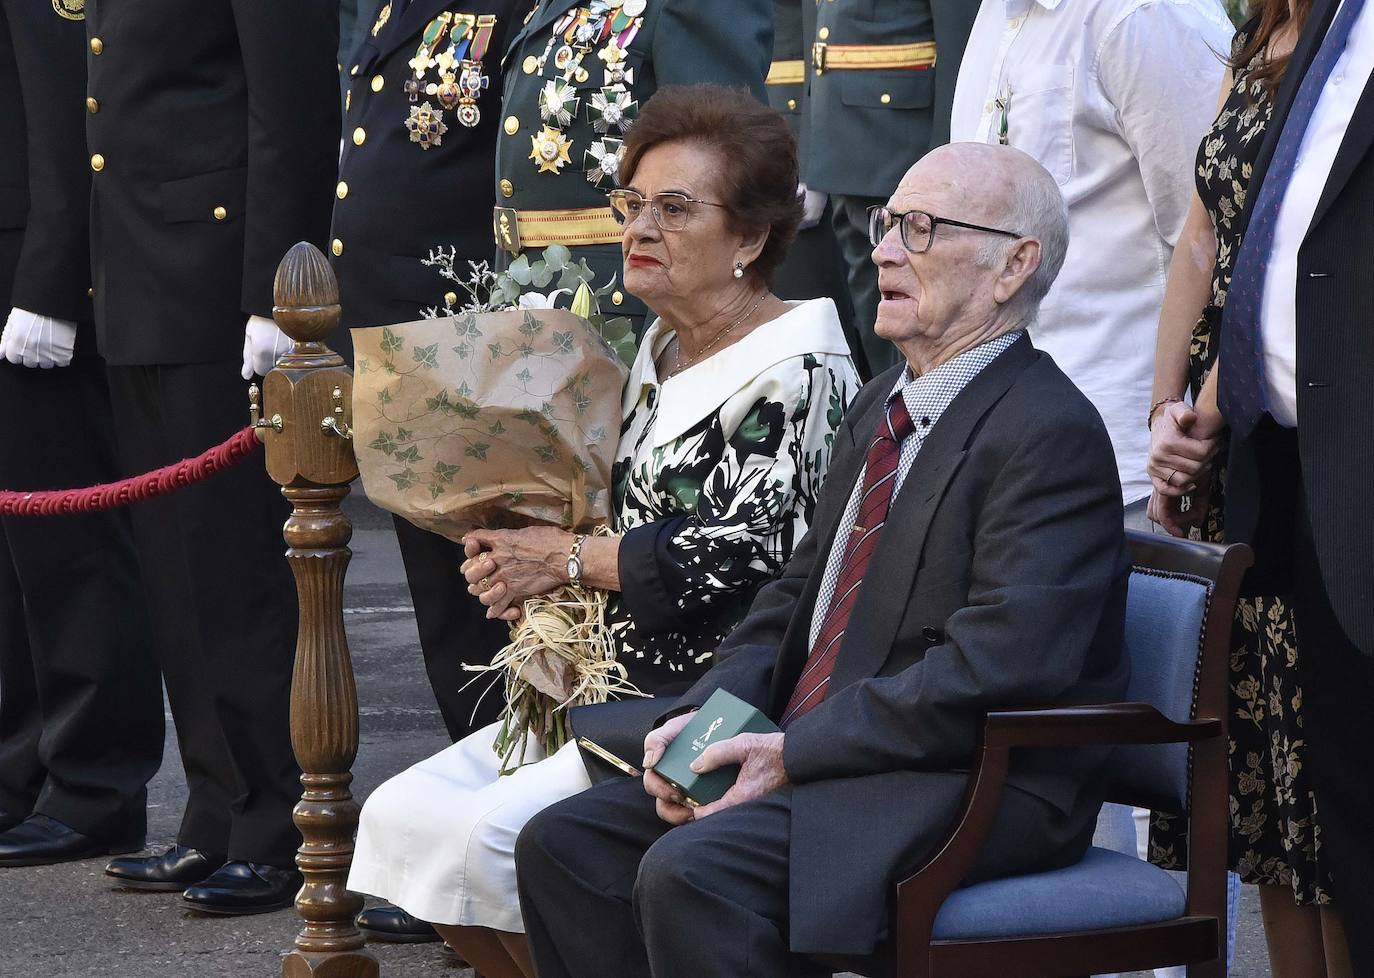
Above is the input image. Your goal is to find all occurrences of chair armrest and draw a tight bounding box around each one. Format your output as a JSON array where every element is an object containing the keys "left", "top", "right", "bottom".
[{"left": 983, "top": 702, "right": 1220, "bottom": 749}]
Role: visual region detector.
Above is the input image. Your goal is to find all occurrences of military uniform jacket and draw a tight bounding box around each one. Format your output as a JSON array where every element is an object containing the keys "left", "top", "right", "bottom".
[
  {"left": 765, "top": 0, "right": 805, "bottom": 141},
  {"left": 802, "top": 0, "right": 977, "bottom": 199},
  {"left": 495, "top": 0, "right": 772, "bottom": 322},
  {"left": 85, "top": 0, "right": 340, "bottom": 366},
  {"left": 334, "top": 0, "right": 519, "bottom": 330},
  {"left": 0, "top": 0, "right": 93, "bottom": 340}
]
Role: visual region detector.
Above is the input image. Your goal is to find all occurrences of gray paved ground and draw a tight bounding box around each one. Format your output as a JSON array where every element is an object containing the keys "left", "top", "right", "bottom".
[{"left": 0, "top": 495, "right": 1273, "bottom": 978}]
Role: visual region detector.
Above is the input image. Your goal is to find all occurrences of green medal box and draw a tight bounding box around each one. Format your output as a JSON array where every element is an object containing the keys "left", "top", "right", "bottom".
[{"left": 651, "top": 690, "right": 780, "bottom": 807}]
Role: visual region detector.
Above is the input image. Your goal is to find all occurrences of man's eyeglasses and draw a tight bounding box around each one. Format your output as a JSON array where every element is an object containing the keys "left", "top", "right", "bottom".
[
  {"left": 608, "top": 190, "right": 728, "bottom": 232},
  {"left": 867, "top": 205, "right": 1024, "bottom": 253}
]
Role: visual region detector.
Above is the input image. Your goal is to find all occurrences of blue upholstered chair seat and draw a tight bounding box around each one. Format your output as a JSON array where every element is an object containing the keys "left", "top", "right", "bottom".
[{"left": 931, "top": 847, "right": 1187, "bottom": 940}]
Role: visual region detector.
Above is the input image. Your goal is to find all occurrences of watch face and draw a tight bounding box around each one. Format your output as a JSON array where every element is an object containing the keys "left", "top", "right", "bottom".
[{"left": 567, "top": 556, "right": 581, "bottom": 580}]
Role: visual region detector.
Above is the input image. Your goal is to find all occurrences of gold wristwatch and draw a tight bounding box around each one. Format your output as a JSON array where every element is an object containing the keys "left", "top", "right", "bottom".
[{"left": 566, "top": 533, "right": 587, "bottom": 585}]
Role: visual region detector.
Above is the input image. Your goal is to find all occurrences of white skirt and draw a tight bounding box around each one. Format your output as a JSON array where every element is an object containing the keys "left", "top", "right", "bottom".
[{"left": 348, "top": 720, "right": 593, "bottom": 932}]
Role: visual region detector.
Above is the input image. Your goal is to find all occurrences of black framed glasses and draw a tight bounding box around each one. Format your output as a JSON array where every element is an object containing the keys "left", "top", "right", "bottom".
[
  {"left": 608, "top": 189, "right": 728, "bottom": 232},
  {"left": 867, "top": 205, "right": 1024, "bottom": 253}
]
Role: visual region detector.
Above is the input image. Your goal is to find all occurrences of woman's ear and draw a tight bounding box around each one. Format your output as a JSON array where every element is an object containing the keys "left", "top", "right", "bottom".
[{"left": 735, "top": 223, "right": 770, "bottom": 270}]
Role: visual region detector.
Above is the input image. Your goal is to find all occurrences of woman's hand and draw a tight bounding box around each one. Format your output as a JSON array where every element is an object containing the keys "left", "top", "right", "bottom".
[
  {"left": 1147, "top": 400, "right": 1224, "bottom": 498},
  {"left": 461, "top": 526, "right": 573, "bottom": 621}
]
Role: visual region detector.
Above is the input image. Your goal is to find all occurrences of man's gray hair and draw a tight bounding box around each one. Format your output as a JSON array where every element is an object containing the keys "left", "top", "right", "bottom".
[{"left": 977, "top": 170, "right": 1069, "bottom": 322}]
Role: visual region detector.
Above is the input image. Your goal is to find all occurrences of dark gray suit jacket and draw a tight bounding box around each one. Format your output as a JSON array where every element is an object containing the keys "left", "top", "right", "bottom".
[{"left": 672, "top": 333, "right": 1130, "bottom": 954}]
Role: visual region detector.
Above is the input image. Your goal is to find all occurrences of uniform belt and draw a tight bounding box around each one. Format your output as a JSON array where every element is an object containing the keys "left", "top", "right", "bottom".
[
  {"left": 493, "top": 206, "right": 623, "bottom": 255},
  {"left": 811, "top": 40, "right": 937, "bottom": 75},
  {"left": 766, "top": 59, "right": 805, "bottom": 85}
]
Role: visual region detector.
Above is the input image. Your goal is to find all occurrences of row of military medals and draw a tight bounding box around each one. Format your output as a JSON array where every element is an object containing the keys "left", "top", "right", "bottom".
[
  {"left": 528, "top": 0, "right": 645, "bottom": 189},
  {"left": 406, "top": 12, "right": 497, "bottom": 149}
]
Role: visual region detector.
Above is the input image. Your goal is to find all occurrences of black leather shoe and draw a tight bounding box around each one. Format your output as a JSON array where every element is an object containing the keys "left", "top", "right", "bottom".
[
  {"left": 357, "top": 904, "right": 442, "bottom": 943},
  {"left": 106, "top": 845, "right": 227, "bottom": 892},
  {"left": 181, "top": 861, "right": 302, "bottom": 916},
  {"left": 0, "top": 814, "right": 142, "bottom": 868}
]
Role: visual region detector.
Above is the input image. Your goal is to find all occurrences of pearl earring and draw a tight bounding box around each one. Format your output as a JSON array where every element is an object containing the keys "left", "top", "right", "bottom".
[{"left": 733, "top": 261, "right": 744, "bottom": 279}]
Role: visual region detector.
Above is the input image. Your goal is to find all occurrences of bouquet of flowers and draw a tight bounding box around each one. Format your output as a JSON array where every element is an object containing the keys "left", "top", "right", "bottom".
[{"left": 351, "top": 246, "right": 642, "bottom": 771}]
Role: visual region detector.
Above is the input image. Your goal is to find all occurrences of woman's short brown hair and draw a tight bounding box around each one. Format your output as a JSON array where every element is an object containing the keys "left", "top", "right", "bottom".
[{"left": 619, "top": 84, "right": 803, "bottom": 285}]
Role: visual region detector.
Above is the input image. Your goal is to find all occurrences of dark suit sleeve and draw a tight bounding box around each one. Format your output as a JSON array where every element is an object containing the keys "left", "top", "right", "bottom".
[
  {"left": 783, "top": 405, "right": 1127, "bottom": 784},
  {"left": 653, "top": 0, "right": 772, "bottom": 100},
  {"left": 231, "top": 0, "right": 340, "bottom": 318},
  {"left": 928, "top": 0, "right": 979, "bottom": 151},
  {"left": 1, "top": 0, "right": 92, "bottom": 323}
]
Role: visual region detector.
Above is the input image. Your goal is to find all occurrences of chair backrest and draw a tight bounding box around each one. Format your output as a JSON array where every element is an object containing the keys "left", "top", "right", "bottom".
[{"left": 1109, "top": 531, "right": 1249, "bottom": 813}]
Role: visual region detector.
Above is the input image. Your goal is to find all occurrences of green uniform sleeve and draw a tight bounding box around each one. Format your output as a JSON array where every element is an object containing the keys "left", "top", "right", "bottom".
[{"left": 652, "top": 0, "right": 772, "bottom": 100}]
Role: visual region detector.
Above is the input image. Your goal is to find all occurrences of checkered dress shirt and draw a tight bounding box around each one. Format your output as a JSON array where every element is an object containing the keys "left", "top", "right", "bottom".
[{"left": 807, "top": 331, "right": 1023, "bottom": 650}]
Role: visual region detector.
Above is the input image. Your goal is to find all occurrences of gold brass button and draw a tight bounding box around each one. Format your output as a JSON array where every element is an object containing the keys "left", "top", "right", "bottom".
[
  {"left": 611, "top": 290, "right": 624, "bottom": 306},
  {"left": 86, "top": 287, "right": 93, "bottom": 298},
  {"left": 331, "top": 239, "right": 344, "bottom": 257},
  {"left": 353, "top": 127, "right": 367, "bottom": 146},
  {"left": 523, "top": 55, "right": 539, "bottom": 74},
  {"left": 90, "top": 153, "right": 105, "bottom": 172},
  {"left": 504, "top": 115, "right": 520, "bottom": 135},
  {"left": 213, "top": 205, "right": 227, "bottom": 221},
  {"left": 89, "top": 37, "right": 103, "bottom": 55},
  {"left": 444, "top": 291, "right": 458, "bottom": 306},
  {"left": 336, "top": 181, "right": 348, "bottom": 200},
  {"left": 86, "top": 97, "right": 99, "bottom": 114},
  {"left": 880, "top": 93, "right": 892, "bottom": 105},
  {"left": 818, "top": 26, "right": 830, "bottom": 40},
  {"left": 500, "top": 178, "right": 514, "bottom": 198},
  {"left": 345, "top": 90, "right": 352, "bottom": 112},
  {"left": 350, "top": 65, "right": 359, "bottom": 76},
  {"left": 371, "top": 74, "right": 384, "bottom": 93},
  {"left": 787, "top": 98, "right": 797, "bottom": 111}
]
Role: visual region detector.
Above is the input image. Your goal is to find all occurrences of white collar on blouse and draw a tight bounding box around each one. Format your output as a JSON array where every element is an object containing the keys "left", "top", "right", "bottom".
[{"left": 623, "top": 297, "right": 853, "bottom": 447}]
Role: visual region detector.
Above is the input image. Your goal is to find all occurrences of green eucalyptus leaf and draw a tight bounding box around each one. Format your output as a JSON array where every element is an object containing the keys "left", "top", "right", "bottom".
[
  {"left": 508, "top": 255, "right": 533, "bottom": 286},
  {"left": 531, "top": 264, "right": 554, "bottom": 288},
  {"left": 543, "top": 243, "right": 572, "bottom": 271}
]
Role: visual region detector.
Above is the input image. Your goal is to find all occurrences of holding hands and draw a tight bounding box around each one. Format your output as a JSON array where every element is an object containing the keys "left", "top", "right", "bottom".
[
  {"left": 461, "top": 526, "right": 574, "bottom": 622},
  {"left": 1147, "top": 397, "right": 1226, "bottom": 536},
  {"left": 642, "top": 710, "right": 789, "bottom": 824}
]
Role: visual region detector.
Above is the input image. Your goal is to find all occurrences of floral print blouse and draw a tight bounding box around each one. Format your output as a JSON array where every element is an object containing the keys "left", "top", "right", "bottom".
[{"left": 606, "top": 298, "right": 859, "bottom": 692}]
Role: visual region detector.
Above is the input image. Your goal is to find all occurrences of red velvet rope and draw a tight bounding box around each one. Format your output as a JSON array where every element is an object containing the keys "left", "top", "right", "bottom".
[{"left": 0, "top": 426, "right": 262, "bottom": 516}]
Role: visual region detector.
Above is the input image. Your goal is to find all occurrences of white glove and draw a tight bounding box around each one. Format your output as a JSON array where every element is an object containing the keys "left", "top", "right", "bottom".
[
  {"left": 242, "top": 315, "right": 293, "bottom": 380},
  {"left": 798, "top": 183, "right": 827, "bottom": 231},
  {"left": 0, "top": 308, "right": 77, "bottom": 369}
]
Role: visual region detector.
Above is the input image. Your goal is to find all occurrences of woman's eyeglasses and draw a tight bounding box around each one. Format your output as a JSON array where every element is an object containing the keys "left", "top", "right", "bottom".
[
  {"left": 608, "top": 189, "right": 728, "bottom": 232},
  {"left": 867, "top": 205, "right": 1024, "bottom": 254}
]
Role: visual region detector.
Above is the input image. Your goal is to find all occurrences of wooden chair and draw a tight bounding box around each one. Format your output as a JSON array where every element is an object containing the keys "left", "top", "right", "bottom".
[{"left": 873, "top": 530, "right": 1251, "bottom": 978}]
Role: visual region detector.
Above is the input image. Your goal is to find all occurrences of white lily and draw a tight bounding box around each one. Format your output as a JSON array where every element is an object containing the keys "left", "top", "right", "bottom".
[{"left": 517, "top": 289, "right": 572, "bottom": 310}]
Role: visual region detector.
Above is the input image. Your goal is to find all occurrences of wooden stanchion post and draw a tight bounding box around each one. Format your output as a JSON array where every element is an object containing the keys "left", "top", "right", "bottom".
[{"left": 258, "top": 241, "right": 377, "bottom": 978}]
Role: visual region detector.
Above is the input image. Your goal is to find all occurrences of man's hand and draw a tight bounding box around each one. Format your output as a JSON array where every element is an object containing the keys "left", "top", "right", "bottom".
[
  {"left": 690, "top": 731, "right": 788, "bottom": 820},
  {"left": 798, "top": 183, "right": 827, "bottom": 231},
  {"left": 642, "top": 711, "right": 697, "bottom": 826},
  {"left": 1147, "top": 400, "right": 1222, "bottom": 498},
  {"left": 1, "top": 308, "right": 76, "bottom": 369},
  {"left": 241, "top": 315, "right": 292, "bottom": 380}
]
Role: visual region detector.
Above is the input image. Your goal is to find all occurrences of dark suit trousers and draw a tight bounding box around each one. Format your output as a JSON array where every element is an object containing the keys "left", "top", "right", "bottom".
[
  {"left": 516, "top": 773, "right": 1075, "bottom": 978},
  {"left": 392, "top": 515, "right": 507, "bottom": 742},
  {"left": 831, "top": 194, "right": 901, "bottom": 376},
  {"left": 106, "top": 361, "right": 301, "bottom": 866},
  {"left": 0, "top": 359, "right": 163, "bottom": 835}
]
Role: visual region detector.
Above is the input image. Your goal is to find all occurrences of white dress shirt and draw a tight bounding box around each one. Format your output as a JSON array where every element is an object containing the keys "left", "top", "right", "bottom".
[
  {"left": 1260, "top": 0, "right": 1374, "bottom": 427},
  {"left": 951, "top": 0, "right": 1232, "bottom": 503}
]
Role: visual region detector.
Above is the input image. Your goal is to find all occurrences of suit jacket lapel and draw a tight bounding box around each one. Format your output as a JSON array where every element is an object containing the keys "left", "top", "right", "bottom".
[
  {"left": 829, "top": 334, "right": 1037, "bottom": 691},
  {"left": 1309, "top": 75, "right": 1374, "bottom": 228},
  {"left": 1236, "top": 0, "right": 1340, "bottom": 241}
]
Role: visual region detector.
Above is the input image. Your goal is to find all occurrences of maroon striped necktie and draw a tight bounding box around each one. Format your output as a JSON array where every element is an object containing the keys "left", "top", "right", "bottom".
[{"left": 782, "top": 393, "right": 915, "bottom": 726}]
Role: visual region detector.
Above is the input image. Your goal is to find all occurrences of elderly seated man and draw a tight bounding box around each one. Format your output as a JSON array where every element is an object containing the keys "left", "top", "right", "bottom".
[{"left": 514, "top": 142, "right": 1130, "bottom": 977}]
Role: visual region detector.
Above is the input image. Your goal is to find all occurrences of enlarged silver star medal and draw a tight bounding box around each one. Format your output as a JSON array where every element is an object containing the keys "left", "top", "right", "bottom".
[{"left": 584, "top": 137, "right": 624, "bottom": 190}]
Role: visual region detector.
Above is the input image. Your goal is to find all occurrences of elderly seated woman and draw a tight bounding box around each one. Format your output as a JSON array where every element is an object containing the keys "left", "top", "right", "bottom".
[{"left": 346, "top": 84, "right": 860, "bottom": 978}]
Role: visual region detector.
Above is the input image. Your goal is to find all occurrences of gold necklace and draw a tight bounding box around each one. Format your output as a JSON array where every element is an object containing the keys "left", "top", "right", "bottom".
[{"left": 665, "top": 293, "right": 767, "bottom": 380}]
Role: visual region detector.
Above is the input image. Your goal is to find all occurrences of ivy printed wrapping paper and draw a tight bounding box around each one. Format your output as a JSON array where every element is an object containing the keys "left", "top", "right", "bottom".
[{"left": 352, "top": 308, "right": 628, "bottom": 542}]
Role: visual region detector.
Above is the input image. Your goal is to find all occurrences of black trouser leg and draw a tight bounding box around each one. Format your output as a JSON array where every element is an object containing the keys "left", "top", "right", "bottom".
[
  {"left": 0, "top": 523, "right": 42, "bottom": 819},
  {"left": 108, "top": 362, "right": 301, "bottom": 866},
  {"left": 0, "top": 359, "right": 162, "bottom": 835},
  {"left": 831, "top": 193, "right": 899, "bottom": 375},
  {"left": 517, "top": 777, "right": 825, "bottom": 978},
  {"left": 392, "top": 515, "right": 507, "bottom": 742},
  {"left": 773, "top": 206, "right": 870, "bottom": 381},
  {"left": 1293, "top": 489, "right": 1374, "bottom": 974}
]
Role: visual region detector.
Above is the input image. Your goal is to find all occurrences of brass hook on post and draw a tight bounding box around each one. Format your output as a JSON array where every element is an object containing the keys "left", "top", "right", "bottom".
[
  {"left": 248, "top": 383, "right": 284, "bottom": 441},
  {"left": 320, "top": 385, "right": 353, "bottom": 440}
]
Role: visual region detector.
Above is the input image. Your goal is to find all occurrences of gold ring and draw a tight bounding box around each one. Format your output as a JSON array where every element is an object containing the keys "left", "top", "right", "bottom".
[
  {"left": 1167, "top": 469, "right": 1178, "bottom": 486},
  {"left": 480, "top": 576, "right": 491, "bottom": 591}
]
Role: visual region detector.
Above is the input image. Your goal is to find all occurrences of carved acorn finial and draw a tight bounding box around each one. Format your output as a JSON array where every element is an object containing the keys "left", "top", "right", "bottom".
[{"left": 273, "top": 241, "right": 341, "bottom": 345}]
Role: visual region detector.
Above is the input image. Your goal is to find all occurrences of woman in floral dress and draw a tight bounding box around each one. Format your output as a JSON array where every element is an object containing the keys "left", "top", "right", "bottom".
[
  {"left": 1147, "top": 4, "right": 1352, "bottom": 974},
  {"left": 347, "top": 86, "right": 860, "bottom": 978}
]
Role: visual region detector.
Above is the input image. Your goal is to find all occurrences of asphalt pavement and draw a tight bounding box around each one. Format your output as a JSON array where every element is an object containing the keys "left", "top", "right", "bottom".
[{"left": 0, "top": 494, "right": 1274, "bottom": 978}]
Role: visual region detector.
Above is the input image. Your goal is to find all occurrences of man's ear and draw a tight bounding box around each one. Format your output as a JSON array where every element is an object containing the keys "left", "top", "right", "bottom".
[{"left": 993, "top": 237, "right": 1042, "bottom": 305}]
